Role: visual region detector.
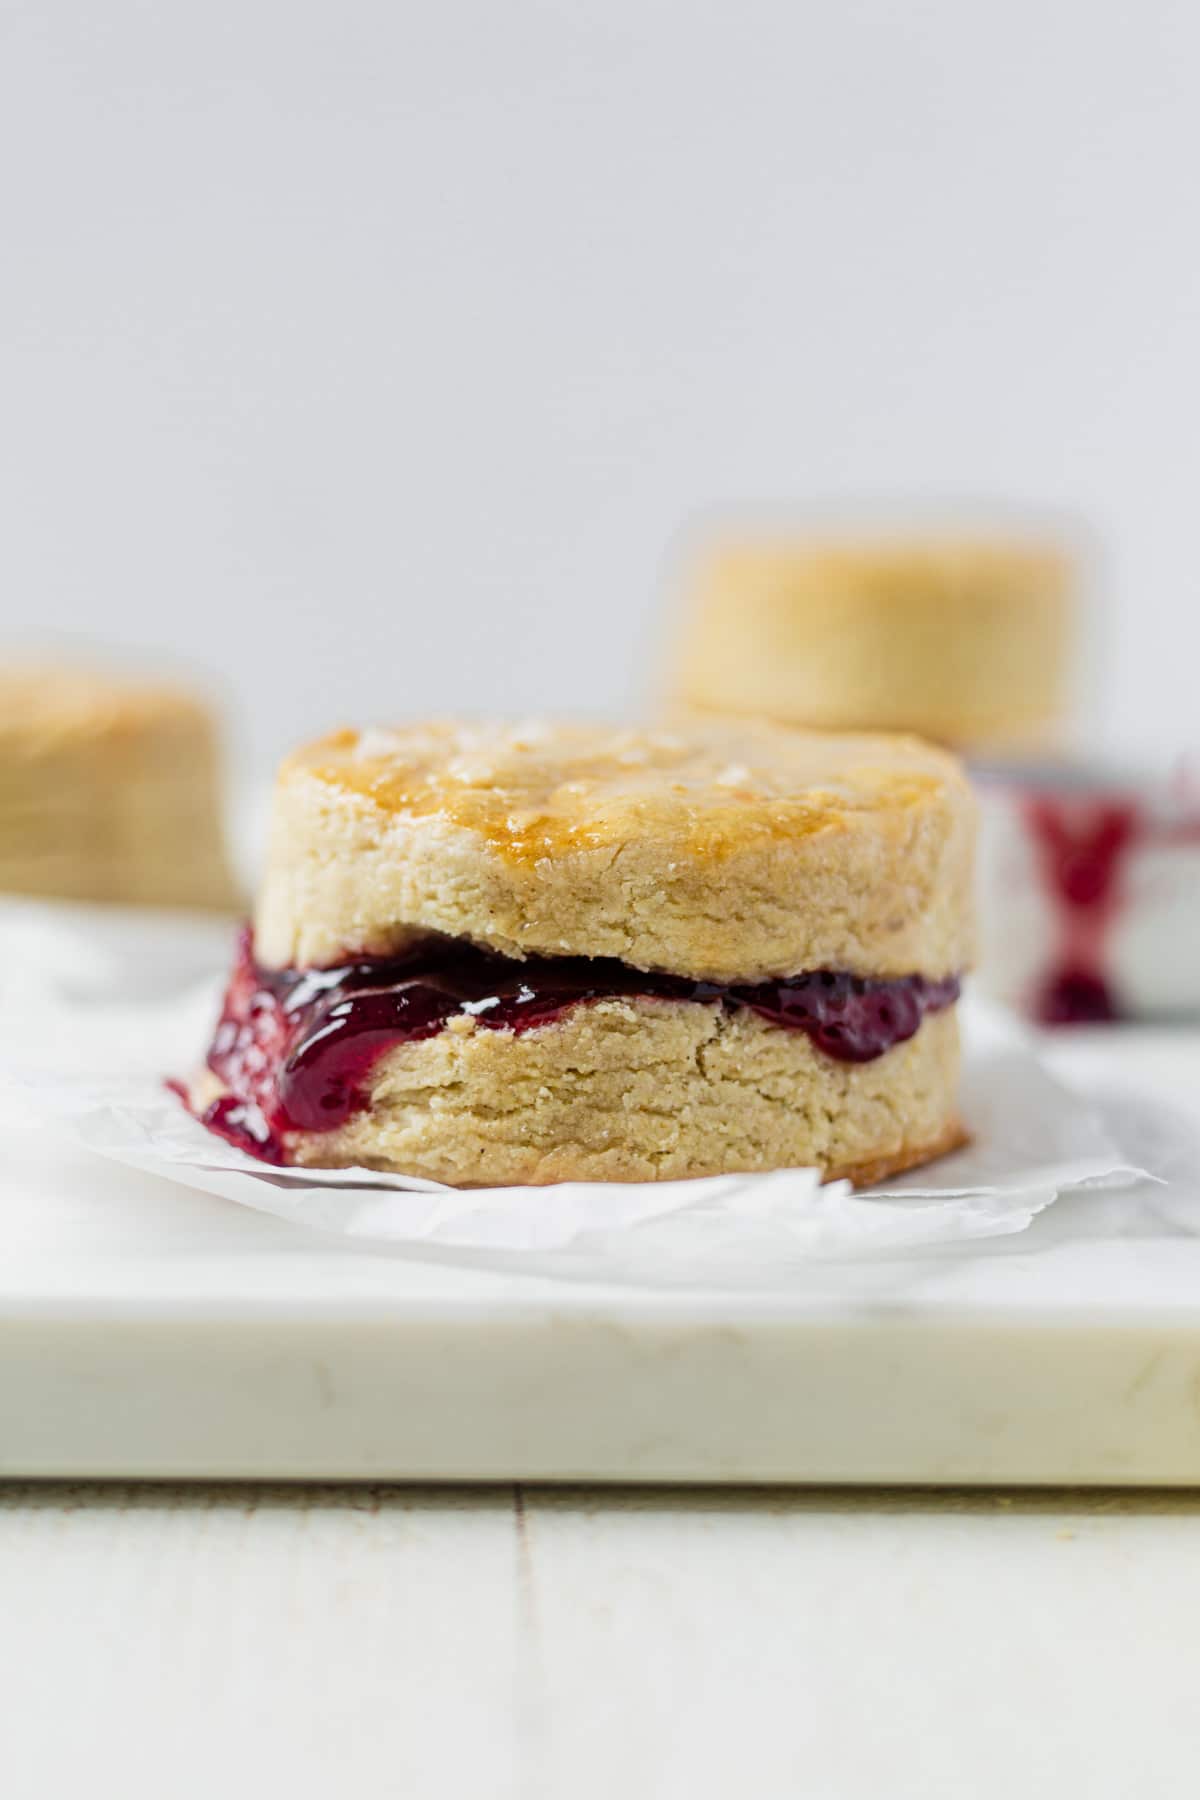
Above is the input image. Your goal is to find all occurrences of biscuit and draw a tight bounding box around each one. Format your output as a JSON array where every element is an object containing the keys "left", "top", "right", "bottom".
[
  {"left": 187, "top": 718, "right": 974, "bottom": 1187},
  {"left": 0, "top": 668, "right": 238, "bottom": 910},
  {"left": 673, "top": 537, "right": 1074, "bottom": 750},
  {"left": 255, "top": 719, "right": 974, "bottom": 981}
]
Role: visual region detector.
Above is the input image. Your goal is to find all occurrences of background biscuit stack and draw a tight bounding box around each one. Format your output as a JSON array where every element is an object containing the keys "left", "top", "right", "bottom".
[
  {"left": 0, "top": 668, "right": 238, "bottom": 913},
  {"left": 671, "top": 532, "right": 1077, "bottom": 755}
]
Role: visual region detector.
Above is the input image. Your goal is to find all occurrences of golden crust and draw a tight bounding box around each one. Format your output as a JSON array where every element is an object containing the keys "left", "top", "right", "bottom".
[
  {"left": 255, "top": 998, "right": 963, "bottom": 1187},
  {"left": 255, "top": 718, "right": 976, "bottom": 980},
  {"left": 826, "top": 1117, "right": 969, "bottom": 1187},
  {"left": 672, "top": 536, "right": 1074, "bottom": 749}
]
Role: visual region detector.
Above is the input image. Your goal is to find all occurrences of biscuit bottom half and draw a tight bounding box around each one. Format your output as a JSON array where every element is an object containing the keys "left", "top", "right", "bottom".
[{"left": 183, "top": 934, "right": 964, "bottom": 1187}]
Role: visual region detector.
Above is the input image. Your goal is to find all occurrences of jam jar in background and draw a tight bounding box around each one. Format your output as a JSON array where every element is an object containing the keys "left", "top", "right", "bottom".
[{"left": 972, "top": 757, "right": 1200, "bottom": 1025}]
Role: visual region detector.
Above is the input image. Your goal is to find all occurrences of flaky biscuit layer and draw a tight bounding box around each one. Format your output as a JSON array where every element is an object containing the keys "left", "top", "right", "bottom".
[{"left": 274, "top": 999, "right": 962, "bottom": 1186}]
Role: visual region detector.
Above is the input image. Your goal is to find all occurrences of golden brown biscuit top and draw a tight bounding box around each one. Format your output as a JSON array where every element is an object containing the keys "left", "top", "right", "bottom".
[
  {"left": 289, "top": 718, "right": 964, "bottom": 867},
  {"left": 260, "top": 718, "right": 976, "bottom": 977}
]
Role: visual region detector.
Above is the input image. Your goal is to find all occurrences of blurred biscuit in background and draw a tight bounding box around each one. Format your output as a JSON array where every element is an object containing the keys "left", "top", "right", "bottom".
[
  {"left": 671, "top": 534, "right": 1076, "bottom": 753},
  {"left": 0, "top": 667, "right": 239, "bottom": 911}
]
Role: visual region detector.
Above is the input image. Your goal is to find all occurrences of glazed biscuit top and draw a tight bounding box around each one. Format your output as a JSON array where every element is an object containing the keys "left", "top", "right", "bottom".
[
  {"left": 256, "top": 719, "right": 977, "bottom": 981},
  {"left": 293, "top": 719, "right": 963, "bottom": 862}
]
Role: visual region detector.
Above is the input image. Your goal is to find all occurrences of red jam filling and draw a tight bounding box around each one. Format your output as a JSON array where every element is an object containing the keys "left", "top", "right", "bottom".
[{"left": 190, "top": 929, "right": 960, "bottom": 1164}]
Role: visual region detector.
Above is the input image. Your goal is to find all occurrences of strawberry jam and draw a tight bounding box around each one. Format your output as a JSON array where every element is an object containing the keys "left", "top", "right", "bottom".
[{"left": 188, "top": 928, "right": 959, "bottom": 1163}]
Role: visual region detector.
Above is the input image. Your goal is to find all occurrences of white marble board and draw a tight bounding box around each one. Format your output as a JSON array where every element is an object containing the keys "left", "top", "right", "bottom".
[{"left": 3, "top": 1031, "right": 1199, "bottom": 1486}]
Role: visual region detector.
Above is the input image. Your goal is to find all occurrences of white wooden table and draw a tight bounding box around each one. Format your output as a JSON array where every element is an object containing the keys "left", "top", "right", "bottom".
[
  {"left": 4, "top": 1480, "right": 1200, "bottom": 1797},
  {"left": 5, "top": 1030, "right": 1200, "bottom": 1798}
]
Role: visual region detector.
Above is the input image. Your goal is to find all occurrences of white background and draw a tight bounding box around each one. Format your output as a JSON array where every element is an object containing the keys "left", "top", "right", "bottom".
[{"left": 1, "top": 1, "right": 1197, "bottom": 769}]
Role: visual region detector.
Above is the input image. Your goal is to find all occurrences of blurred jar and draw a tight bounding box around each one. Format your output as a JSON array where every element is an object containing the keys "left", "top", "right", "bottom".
[{"left": 976, "top": 759, "right": 1200, "bottom": 1025}]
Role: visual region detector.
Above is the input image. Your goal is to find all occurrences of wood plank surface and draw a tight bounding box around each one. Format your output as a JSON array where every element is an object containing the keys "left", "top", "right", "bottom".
[{"left": 4, "top": 1482, "right": 1200, "bottom": 1799}]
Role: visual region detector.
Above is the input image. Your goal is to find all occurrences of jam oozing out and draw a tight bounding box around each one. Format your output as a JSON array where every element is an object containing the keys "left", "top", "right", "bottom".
[{"left": 190, "top": 929, "right": 960, "bottom": 1163}]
